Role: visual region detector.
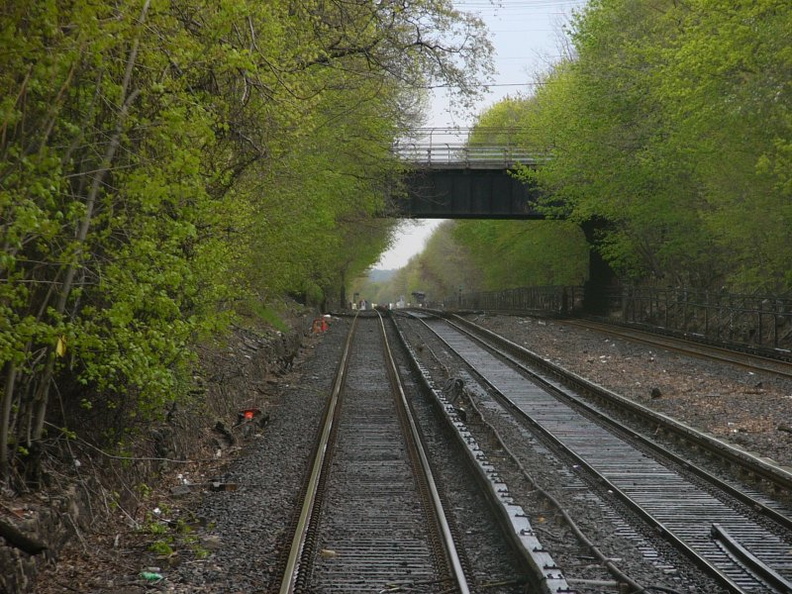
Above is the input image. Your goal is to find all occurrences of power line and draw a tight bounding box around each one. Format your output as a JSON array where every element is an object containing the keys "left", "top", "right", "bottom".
[
  {"left": 422, "top": 81, "right": 546, "bottom": 89},
  {"left": 455, "top": 0, "right": 586, "bottom": 10}
]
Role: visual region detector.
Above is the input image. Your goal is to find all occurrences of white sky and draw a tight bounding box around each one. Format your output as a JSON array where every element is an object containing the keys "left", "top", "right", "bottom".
[
  {"left": 376, "top": 219, "right": 444, "bottom": 269},
  {"left": 375, "top": 0, "right": 586, "bottom": 270},
  {"left": 432, "top": 0, "right": 585, "bottom": 129}
]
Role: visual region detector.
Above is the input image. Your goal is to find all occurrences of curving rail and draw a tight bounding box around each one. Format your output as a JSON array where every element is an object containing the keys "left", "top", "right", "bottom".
[{"left": 412, "top": 312, "right": 792, "bottom": 593}]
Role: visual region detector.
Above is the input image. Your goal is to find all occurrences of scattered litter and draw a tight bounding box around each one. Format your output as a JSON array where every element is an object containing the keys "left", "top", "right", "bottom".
[
  {"left": 140, "top": 571, "right": 164, "bottom": 582},
  {"left": 210, "top": 482, "right": 238, "bottom": 492},
  {"left": 236, "top": 407, "right": 262, "bottom": 423},
  {"left": 312, "top": 317, "right": 330, "bottom": 333}
]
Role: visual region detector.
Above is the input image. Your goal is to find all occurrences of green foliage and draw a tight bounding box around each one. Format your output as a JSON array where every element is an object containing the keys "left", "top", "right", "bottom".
[
  {"left": 489, "top": 0, "right": 791, "bottom": 292},
  {"left": 250, "top": 304, "right": 289, "bottom": 334},
  {"left": 453, "top": 220, "right": 588, "bottom": 290},
  {"left": 59, "top": 427, "right": 77, "bottom": 440},
  {"left": 145, "top": 522, "right": 169, "bottom": 536},
  {"left": 355, "top": 218, "right": 587, "bottom": 305},
  {"left": 144, "top": 514, "right": 209, "bottom": 559},
  {"left": 148, "top": 540, "right": 174, "bottom": 557},
  {"left": 0, "top": 0, "right": 493, "bottom": 480},
  {"left": 352, "top": 221, "right": 482, "bottom": 305}
]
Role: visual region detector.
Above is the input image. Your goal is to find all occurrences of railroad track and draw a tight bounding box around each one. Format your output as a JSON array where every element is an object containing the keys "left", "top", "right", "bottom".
[
  {"left": 563, "top": 318, "right": 792, "bottom": 381},
  {"left": 277, "top": 312, "right": 570, "bottom": 593},
  {"left": 397, "top": 311, "right": 792, "bottom": 594},
  {"left": 446, "top": 313, "right": 792, "bottom": 499},
  {"left": 277, "top": 313, "right": 468, "bottom": 593}
]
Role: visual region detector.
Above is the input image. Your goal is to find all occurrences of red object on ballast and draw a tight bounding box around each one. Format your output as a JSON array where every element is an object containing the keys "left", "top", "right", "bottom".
[
  {"left": 312, "top": 317, "right": 329, "bottom": 333},
  {"left": 239, "top": 407, "right": 260, "bottom": 420}
]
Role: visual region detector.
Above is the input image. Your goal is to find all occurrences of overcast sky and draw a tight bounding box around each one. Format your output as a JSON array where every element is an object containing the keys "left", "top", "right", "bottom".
[{"left": 376, "top": 0, "right": 586, "bottom": 269}]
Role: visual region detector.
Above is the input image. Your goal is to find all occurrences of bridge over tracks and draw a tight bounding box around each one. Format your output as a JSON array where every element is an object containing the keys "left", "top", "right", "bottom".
[
  {"left": 388, "top": 128, "right": 617, "bottom": 314},
  {"left": 392, "top": 128, "right": 547, "bottom": 219}
]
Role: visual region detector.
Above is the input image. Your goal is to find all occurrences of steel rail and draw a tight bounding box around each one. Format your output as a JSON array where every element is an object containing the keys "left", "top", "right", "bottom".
[
  {"left": 564, "top": 318, "right": 792, "bottom": 380},
  {"left": 428, "top": 313, "right": 792, "bottom": 593},
  {"left": 376, "top": 312, "right": 472, "bottom": 594},
  {"left": 278, "top": 314, "right": 358, "bottom": 594},
  {"left": 445, "top": 313, "right": 792, "bottom": 496},
  {"left": 443, "top": 317, "right": 792, "bottom": 533},
  {"left": 403, "top": 311, "right": 650, "bottom": 594},
  {"left": 421, "top": 318, "right": 745, "bottom": 592},
  {"left": 443, "top": 313, "right": 792, "bottom": 527},
  {"left": 390, "top": 312, "right": 574, "bottom": 594},
  {"left": 711, "top": 523, "right": 792, "bottom": 593},
  {"left": 279, "top": 312, "right": 471, "bottom": 593}
]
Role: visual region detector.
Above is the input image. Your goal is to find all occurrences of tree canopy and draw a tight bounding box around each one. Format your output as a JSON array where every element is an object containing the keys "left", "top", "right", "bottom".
[
  {"left": 490, "top": 0, "right": 791, "bottom": 291},
  {"left": 352, "top": 217, "right": 586, "bottom": 307},
  {"left": 0, "top": 0, "right": 493, "bottom": 481}
]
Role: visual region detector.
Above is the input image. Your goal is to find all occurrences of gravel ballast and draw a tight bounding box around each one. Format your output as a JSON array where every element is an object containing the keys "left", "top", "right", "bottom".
[
  {"left": 465, "top": 313, "right": 792, "bottom": 470},
  {"left": 29, "top": 311, "right": 792, "bottom": 593}
]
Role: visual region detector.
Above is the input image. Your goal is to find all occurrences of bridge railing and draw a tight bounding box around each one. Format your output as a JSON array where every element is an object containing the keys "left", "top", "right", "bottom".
[
  {"left": 393, "top": 127, "right": 547, "bottom": 168},
  {"left": 394, "top": 143, "right": 545, "bottom": 167}
]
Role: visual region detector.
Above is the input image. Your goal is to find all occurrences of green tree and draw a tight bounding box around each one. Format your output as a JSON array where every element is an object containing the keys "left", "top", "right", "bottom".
[
  {"left": 453, "top": 220, "right": 587, "bottom": 289},
  {"left": 352, "top": 221, "right": 482, "bottom": 306},
  {"left": 511, "top": 0, "right": 792, "bottom": 290},
  {"left": 0, "top": 0, "right": 494, "bottom": 483},
  {"left": 653, "top": 0, "right": 792, "bottom": 290}
]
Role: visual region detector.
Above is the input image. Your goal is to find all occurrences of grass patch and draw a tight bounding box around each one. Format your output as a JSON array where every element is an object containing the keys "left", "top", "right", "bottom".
[{"left": 251, "top": 302, "right": 289, "bottom": 333}]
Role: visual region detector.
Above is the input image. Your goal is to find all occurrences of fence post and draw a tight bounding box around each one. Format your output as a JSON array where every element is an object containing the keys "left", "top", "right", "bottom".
[
  {"left": 773, "top": 300, "right": 779, "bottom": 349},
  {"left": 704, "top": 291, "right": 710, "bottom": 337},
  {"left": 758, "top": 302, "right": 764, "bottom": 348}
]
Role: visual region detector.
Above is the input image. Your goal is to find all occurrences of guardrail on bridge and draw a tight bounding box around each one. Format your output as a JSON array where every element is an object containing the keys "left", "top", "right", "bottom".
[{"left": 393, "top": 127, "right": 547, "bottom": 168}]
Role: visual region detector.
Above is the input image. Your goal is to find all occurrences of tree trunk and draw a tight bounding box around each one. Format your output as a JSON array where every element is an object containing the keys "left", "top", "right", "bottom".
[{"left": 0, "top": 362, "right": 18, "bottom": 479}]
